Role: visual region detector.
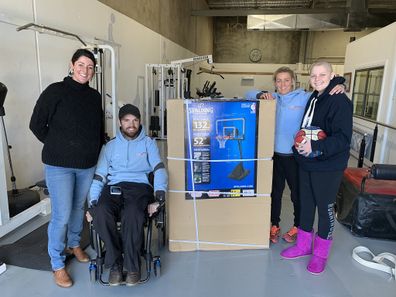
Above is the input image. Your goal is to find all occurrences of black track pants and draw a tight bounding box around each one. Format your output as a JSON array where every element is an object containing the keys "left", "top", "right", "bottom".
[
  {"left": 299, "top": 169, "right": 343, "bottom": 239},
  {"left": 271, "top": 154, "right": 300, "bottom": 227}
]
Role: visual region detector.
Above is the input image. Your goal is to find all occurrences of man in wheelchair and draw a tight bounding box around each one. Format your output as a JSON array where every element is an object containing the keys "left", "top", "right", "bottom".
[{"left": 86, "top": 104, "right": 168, "bottom": 286}]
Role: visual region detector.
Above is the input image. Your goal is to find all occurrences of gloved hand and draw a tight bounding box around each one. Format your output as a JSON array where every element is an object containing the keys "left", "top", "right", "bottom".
[
  {"left": 155, "top": 190, "right": 166, "bottom": 204},
  {"left": 149, "top": 191, "right": 165, "bottom": 217}
]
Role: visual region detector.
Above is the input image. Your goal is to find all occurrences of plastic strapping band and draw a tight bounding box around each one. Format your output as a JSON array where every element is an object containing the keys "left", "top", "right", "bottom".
[
  {"left": 352, "top": 246, "right": 396, "bottom": 280},
  {"left": 169, "top": 239, "right": 267, "bottom": 248},
  {"left": 168, "top": 189, "right": 270, "bottom": 197},
  {"left": 185, "top": 100, "right": 200, "bottom": 249},
  {"left": 167, "top": 156, "right": 272, "bottom": 162}
]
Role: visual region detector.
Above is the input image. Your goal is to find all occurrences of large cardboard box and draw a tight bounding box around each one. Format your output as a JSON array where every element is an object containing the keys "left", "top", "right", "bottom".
[{"left": 167, "top": 99, "right": 275, "bottom": 251}]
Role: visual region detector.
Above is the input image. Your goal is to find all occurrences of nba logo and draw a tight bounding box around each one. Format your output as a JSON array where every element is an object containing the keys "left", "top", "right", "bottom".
[{"left": 250, "top": 103, "right": 256, "bottom": 113}]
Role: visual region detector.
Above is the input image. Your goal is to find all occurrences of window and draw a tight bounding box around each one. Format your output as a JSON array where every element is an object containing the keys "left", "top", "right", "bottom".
[{"left": 352, "top": 67, "right": 384, "bottom": 120}]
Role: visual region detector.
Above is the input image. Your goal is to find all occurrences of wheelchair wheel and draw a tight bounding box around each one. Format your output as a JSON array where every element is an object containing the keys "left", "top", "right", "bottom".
[{"left": 153, "top": 257, "right": 161, "bottom": 277}]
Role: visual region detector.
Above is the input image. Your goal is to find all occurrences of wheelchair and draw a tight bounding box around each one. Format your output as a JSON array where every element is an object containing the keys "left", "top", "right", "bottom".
[{"left": 88, "top": 189, "right": 166, "bottom": 285}]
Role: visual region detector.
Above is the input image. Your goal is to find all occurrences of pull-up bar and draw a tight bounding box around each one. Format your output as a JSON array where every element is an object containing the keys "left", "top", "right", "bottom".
[{"left": 16, "top": 22, "right": 87, "bottom": 46}]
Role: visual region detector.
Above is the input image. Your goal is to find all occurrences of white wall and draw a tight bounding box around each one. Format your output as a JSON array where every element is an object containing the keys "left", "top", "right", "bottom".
[
  {"left": 344, "top": 22, "right": 396, "bottom": 164},
  {"left": 0, "top": 0, "right": 195, "bottom": 189},
  {"left": 309, "top": 29, "right": 377, "bottom": 63}
]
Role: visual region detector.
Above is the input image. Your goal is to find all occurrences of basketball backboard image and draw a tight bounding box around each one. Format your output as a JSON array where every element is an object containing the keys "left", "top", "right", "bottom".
[{"left": 215, "top": 117, "right": 245, "bottom": 148}]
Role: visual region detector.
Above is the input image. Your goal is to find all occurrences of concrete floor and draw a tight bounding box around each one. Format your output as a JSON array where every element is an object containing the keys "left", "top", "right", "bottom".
[{"left": 1, "top": 188, "right": 395, "bottom": 297}]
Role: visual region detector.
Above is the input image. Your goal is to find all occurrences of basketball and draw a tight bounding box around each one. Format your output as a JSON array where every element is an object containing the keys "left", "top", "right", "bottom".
[{"left": 294, "top": 126, "right": 327, "bottom": 157}]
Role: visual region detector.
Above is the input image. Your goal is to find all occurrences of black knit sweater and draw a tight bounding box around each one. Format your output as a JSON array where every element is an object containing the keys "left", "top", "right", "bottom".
[{"left": 30, "top": 76, "right": 103, "bottom": 169}]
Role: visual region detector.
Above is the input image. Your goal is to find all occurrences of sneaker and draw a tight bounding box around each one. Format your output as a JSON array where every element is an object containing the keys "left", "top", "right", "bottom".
[
  {"left": 53, "top": 268, "right": 73, "bottom": 288},
  {"left": 125, "top": 271, "right": 140, "bottom": 286},
  {"left": 270, "top": 225, "right": 281, "bottom": 243},
  {"left": 108, "top": 264, "right": 123, "bottom": 286},
  {"left": 282, "top": 226, "right": 298, "bottom": 243}
]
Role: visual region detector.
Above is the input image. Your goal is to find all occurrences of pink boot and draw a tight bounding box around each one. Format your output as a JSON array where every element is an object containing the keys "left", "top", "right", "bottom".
[
  {"left": 280, "top": 228, "right": 313, "bottom": 259},
  {"left": 307, "top": 235, "right": 332, "bottom": 274}
]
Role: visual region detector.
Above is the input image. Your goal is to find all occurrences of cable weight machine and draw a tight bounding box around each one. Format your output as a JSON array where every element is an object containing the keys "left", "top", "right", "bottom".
[{"left": 144, "top": 55, "right": 213, "bottom": 139}]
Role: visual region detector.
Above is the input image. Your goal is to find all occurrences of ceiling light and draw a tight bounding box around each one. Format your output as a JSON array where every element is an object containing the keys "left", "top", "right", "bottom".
[{"left": 247, "top": 15, "right": 342, "bottom": 31}]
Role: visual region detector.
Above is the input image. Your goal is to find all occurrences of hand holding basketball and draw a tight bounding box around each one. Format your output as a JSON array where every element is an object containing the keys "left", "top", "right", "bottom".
[{"left": 294, "top": 126, "right": 327, "bottom": 158}]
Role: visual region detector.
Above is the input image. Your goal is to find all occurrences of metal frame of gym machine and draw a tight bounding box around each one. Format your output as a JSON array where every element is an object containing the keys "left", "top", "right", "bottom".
[
  {"left": 144, "top": 63, "right": 181, "bottom": 140},
  {"left": 0, "top": 21, "right": 118, "bottom": 238},
  {"left": 144, "top": 55, "right": 212, "bottom": 140}
]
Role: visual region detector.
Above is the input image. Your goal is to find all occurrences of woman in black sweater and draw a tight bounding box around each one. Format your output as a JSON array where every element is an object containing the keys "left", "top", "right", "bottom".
[
  {"left": 280, "top": 61, "right": 353, "bottom": 275},
  {"left": 30, "top": 49, "right": 103, "bottom": 287}
]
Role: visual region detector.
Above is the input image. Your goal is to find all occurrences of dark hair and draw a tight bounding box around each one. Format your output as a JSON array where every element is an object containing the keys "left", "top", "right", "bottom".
[
  {"left": 119, "top": 104, "right": 141, "bottom": 120},
  {"left": 71, "top": 49, "right": 96, "bottom": 65}
]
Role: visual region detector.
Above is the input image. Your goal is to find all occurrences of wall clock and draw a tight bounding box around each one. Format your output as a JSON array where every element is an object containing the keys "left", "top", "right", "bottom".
[{"left": 249, "top": 48, "right": 262, "bottom": 63}]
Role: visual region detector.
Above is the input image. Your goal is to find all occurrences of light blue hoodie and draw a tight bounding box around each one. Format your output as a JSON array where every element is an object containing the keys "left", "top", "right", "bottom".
[
  {"left": 89, "top": 126, "right": 168, "bottom": 204},
  {"left": 272, "top": 88, "right": 311, "bottom": 154}
]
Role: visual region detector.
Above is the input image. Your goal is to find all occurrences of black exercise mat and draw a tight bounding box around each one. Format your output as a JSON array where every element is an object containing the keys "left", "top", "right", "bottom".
[{"left": 0, "top": 220, "right": 90, "bottom": 271}]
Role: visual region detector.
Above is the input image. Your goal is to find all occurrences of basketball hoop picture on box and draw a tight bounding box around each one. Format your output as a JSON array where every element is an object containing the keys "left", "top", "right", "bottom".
[{"left": 185, "top": 100, "right": 259, "bottom": 199}]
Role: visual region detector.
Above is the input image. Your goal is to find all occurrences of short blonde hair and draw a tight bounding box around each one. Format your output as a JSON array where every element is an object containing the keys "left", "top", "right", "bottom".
[{"left": 309, "top": 61, "right": 333, "bottom": 74}]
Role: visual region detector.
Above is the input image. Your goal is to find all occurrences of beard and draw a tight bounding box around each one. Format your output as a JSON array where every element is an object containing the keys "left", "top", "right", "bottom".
[{"left": 121, "top": 125, "right": 140, "bottom": 139}]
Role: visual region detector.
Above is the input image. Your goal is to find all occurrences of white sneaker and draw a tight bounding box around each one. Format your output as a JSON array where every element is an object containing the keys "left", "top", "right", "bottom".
[{"left": 0, "top": 262, "right": 6, "bottom": 275}]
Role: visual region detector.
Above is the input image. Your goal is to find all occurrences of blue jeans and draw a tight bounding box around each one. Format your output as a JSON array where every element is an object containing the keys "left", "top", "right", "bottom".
[{"left": 45, "top": 164, "right": 95, "bottom": 271}]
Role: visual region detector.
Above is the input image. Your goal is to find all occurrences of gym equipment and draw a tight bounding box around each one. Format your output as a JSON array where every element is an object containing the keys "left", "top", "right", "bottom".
[
  {"left": 0, "top": 82, "right": 40, "bottom": 217},
  {"left": 144, "top": 55, "right": 213, "bottom": 139},
  {"left": 336, "top": 164, "right": 396, "bottom": 240},
  {"left": 197, "top": 65, "right": 225, "bottom": 79},
  {"left": 184, "top": 69, "right": 192, "bottom": 99},
  {"left": 144, "top": 64, "right": 181, "bottom": 139},
  {"left": 172, "top": 55, "right": 214, "bottom": 98},
  {"left": 196, "top": 80, "right": 223, "bottom": 98},
  {"left": 90, "top": 44, "right": 118, "bottom": 138}
]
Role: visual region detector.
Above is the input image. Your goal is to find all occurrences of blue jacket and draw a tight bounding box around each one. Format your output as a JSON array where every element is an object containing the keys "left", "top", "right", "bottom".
[
  {"left": 89, "top": 126, "right": 168, "bottom": 204},
  {"left": 270, "top": 89, "right": 311, "bottom": 154}
]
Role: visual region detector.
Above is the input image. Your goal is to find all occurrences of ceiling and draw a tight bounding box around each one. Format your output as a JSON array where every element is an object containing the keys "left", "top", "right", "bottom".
[{"left": 193, "top": 0, "right": 396, "bottom": 31}]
